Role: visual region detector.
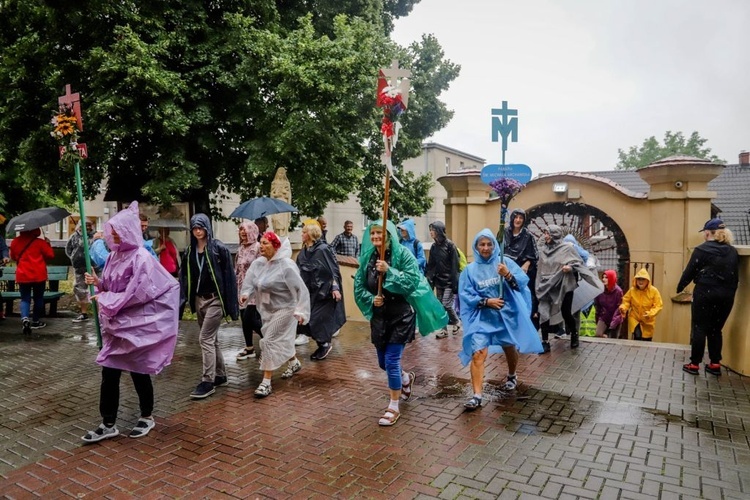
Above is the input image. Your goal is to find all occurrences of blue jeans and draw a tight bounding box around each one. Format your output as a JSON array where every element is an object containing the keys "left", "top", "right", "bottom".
[
  {"left": 376, "top": 343, "right": 405, "bottom": 390},
  {"left": 19, "top": 282, "right": 45, "bottom": 322}
]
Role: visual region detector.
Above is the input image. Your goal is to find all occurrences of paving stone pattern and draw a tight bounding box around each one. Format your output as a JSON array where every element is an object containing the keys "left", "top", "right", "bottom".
[{"left": 0, "top": 316, "right": 748, "bottom": 499}]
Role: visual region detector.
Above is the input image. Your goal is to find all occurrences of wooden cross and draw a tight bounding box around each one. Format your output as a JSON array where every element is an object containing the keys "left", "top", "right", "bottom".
[{"left": 58, "top": 84, "right": 83, "bottom": 131}]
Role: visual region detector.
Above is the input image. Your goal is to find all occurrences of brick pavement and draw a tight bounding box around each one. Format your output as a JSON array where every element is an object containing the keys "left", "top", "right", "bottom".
[{"left": 0, "top": 315, "right": 749, "bottom": 499}]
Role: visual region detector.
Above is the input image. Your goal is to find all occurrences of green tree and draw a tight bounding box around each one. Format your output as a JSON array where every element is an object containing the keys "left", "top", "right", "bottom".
[
  {"left": 0, "top": 0, "right": 457, "bottom": 222},
  {"left": 616, "top": 131, "right": 724, "bottom": 170}
]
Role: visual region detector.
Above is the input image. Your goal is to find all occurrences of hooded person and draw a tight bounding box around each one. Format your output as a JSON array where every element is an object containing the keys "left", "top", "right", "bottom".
[
  {"left": 619, "top": 268, "right": 663, "bottom": 341},
  {"left": 425, "top": 220, "right": 461, "bottom": 337},
  {"left": 65, "top": 219, "right": 95, "bottom": 322},
  {"left": 80, "top": 201, "right": 180, "bottom": 443},
  {"left": 594, "top": 269, "right": 624, "bottom": 338},
  {"left": 240, "top": 232, "right": 311, "bottom": 397},
  {"left": 503, "top": 208, "right": 540, "bottom": 329},
  {"left": 536, "top": 225, "right": 603, "bottom": 352},
  {"left": 459, "top": 229, "right": 543, "bottom": 410},
  {"left": 396, "top": 219, "right": 426, "bottom": 273},
  {"left": 180, "top": 213, "right": 239, "bottom": 400},
  {"left": 354, "top": 220, "right": 447, "bottom": 426},
  {"left": 234, "top": 220, "right": 262, "bottom": 360}
]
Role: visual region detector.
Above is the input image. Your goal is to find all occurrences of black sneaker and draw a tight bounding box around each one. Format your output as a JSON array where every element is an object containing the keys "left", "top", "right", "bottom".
[
  {"left": 190, "top": 381, "right": 215, "bottom": 399},
  {"left": 72, "top": 313, "right": 89, "bottom": 323},
  {"left": 30, "top": 321, "right": 47, "bottom": 330},
  {"left": 311, "top": 343, "right": 332, "bottom": 361},
  {"left": 22, "top": 318, "right": 31, "bottom": 335},
  {"left": 541, "top": 341, "right": 551, "bottom": 354},
  {"left": 213, "top": 376, "right": 228, "bottom": 387}
]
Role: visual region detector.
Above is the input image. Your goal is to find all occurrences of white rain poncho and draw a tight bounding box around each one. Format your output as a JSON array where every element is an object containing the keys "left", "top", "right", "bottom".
[{"left": 241, "top": 238, "right": 310, "bottom": 371}]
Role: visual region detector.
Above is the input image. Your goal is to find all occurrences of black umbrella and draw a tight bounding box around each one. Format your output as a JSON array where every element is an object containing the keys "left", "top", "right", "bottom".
[
  {"left": 229, "top": 197, "right": 298, "bottom": 220},
  {"left": 6, "top": 207, "right": 71, "bottom": 234}
]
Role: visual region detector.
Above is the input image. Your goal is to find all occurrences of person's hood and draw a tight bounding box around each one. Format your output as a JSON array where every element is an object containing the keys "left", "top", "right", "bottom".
[
  {"left": 104, "top": 201, "right": 143, "bottom": 252},
  {"left": 189, "top": 213, "right": 213, "bottom": 246},
  {"left": 360, "top": 219, "right": 400, "bottom": 262},
  {"left": 397, "top": 218, "right": 417, "bottom": 241},
  {"left": 563, "top": 234, "right": 590, "bottom": 261},
  {"left": 429, "top": 220, "right": 447, "bottom": 243},
  {"left": 509, "top": 208, "right": 527, "bottom": 227},
  {"left": 239, "top": 220, "right": 258, "bottom": 246},
  {"left": 633, "top": 268, "right": 652, "bottom": 287},
  {"left": 545, "top": 224, "right": 564, "bottom": 246},
  {"left": 269, "top": 237, "right": 293, "bottom": 261},
  {"left": 603, "top": 269, "right": 617, "bottom": 292},
  {"left": 472, "top": 228, "right": 499, "bottom": 264}
]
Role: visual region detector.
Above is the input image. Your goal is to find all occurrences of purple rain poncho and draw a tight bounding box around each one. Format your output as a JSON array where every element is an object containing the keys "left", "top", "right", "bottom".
[{"left": 94, "top": 202, "right": 180, "bottom": 375}]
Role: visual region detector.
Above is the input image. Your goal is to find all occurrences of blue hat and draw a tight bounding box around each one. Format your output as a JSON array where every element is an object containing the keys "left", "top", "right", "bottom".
[{"left": 699, "top": 218, "right": 725, "bottom": 232}]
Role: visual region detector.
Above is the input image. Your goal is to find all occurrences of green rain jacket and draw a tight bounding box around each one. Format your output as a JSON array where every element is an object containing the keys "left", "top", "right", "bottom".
[{"left": 354, "top": 220, "right": 448, "bottom": 335}]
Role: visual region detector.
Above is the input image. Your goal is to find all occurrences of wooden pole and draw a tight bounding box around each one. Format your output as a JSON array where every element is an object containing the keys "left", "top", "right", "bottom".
[{"left": 377, "top": 139, "right": 393, "bottom": 296}]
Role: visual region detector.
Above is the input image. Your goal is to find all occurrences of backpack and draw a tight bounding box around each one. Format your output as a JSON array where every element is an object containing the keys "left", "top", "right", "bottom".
[
  {"left": 412, "top": 238, "right": 420, "bottom": 256},
  {"left": 457, "top": 247, "right": 468, "bottom": 272}
]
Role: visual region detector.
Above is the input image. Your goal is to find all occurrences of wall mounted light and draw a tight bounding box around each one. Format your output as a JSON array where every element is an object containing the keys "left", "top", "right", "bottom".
[{"left": 553, "top": 182, "right": 568, "bottom": 193}]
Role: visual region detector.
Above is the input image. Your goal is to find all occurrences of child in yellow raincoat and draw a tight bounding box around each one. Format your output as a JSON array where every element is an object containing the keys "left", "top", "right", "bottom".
[{"left": 619, "top": 268, "right": 663, "bottom": 341}]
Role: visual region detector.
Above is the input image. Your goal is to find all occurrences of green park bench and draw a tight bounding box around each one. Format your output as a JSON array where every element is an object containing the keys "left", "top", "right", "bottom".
[{"left": 0, "top": 265, "right": 69, "bottom": 317}]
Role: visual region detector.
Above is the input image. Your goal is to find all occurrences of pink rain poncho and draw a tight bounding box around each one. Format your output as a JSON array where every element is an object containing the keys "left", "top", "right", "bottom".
[{"left": 94, "top": 202, "right": 180, "bottom": 375}]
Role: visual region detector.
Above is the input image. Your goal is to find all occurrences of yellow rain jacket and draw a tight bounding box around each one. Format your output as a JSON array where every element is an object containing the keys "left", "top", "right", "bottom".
[{"left": 619, "top": 268, "right": 663, "bottom": 339}]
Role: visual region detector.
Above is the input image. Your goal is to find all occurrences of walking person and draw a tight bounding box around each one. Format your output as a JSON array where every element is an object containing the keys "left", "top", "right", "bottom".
[
  {"left": 425, "top": 221, "right": 460, "bottom": 338},
  {"left": 678, "top": 218, "right": 739, "bottom": 376},
  {"left": 240, "top": 232, "right": 310, "bottom": 398},
  {"left": 234, "top": 221, "right": 262, "bottom": 360},
  {"left": 66, "top": 219, "right": 95, "bottom": 322},
  {"left": 594, "top": 270, "right": 624, "bottom": 338},
  {"left": 296, "top": 222, "right": 346, "bottom": 360},
  {"left": 81, "top": 202, "right": 180, "bottom": 443},
  {"left": 459, "top": 229, "right": 543, "bottom": 410},
  {"left": 536, "top": 225, "right": 602, "bottom": 353},
  {"left": 354, "top": 220, "right": 447, "bottom": 426},
  {"left": 1, "top": 218, "right": 11, "bottom": 320},
  {"left": 397, "top": 219, "right": 426, "bottom": 273},
  {"left": 154, "top": 227, "right": 180, "bottom": 278},
  {"left": 180, "top": 214, "right": 239, "bottom": 400},
  {"left": 619, "top": 268, "right": 663, "bottom": 342},
  {"left": 9, "top": 228, "right": 54, "bottom": 334},
  {"left": 503, "top": 209, "right": 539, "bottom": 329}
]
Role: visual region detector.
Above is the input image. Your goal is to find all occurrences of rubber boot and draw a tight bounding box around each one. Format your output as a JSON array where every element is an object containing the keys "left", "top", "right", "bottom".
[
  {"left": 542, "top": 341, "right": 551, "bottom": 354},
  {"left": 570, "top": 331, "right": 579, "bottom": 349}
]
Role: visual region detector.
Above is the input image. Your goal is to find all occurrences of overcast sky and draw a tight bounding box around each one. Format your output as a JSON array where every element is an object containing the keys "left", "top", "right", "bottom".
[{"left": 391, "top": 0, "right": 750, "bottom": 175}]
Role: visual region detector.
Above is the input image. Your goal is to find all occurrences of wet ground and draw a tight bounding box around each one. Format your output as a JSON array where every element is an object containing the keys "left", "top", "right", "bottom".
[{"left": 1, "top": 313, "right": 749, "bottom": 498}]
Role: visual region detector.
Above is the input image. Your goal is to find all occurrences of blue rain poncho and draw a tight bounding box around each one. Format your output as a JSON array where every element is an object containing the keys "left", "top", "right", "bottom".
[{"left": 458, "top": 228, "right": 543, "bottom": 366}]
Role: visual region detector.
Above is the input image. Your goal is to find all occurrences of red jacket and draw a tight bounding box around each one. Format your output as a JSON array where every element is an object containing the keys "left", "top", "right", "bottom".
[{"left": 9, "top": 229, "right": 55, "bottom": 283}]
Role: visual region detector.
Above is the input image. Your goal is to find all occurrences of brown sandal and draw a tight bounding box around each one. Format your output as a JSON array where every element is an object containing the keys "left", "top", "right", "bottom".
[
  {"left": 378, "top": 408, "right": 400, "bottom": 426},
  {"left": 400, "top": 371, "right": 415, "bottom": 401}
]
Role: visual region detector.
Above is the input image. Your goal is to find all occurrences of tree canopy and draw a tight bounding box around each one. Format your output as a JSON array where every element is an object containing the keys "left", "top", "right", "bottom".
[
  {"left": 0, "top": 0, "right": 458, "bottom": 223},
  {"left": 616, "top": 131, "right": 724, "bottom": 170}
]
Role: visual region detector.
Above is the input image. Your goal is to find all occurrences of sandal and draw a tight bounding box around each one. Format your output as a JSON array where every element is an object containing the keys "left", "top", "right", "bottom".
[
  {"left": 281, "top": 359, "right": 301, "bottom": 379},
  {"left": 463, "top": 396, "right": 482, "bottom": 411},
  {"left": 254, "top": 383, "right": 272, "bottom": 398},
  {"left": 129, "top": 418, "right": 156, "bottom": 438},
  {"left": 378, "top": 408, "right": 400, "bottom": 426},
  {"left": 400, "top": 371, "right": 415, "bottom": 401},
  {"left": 236, "top": 347, "right": 256, "bottom": 360},
  {"left": 502, "top": 375, "right": 518, "bottom": 391}
]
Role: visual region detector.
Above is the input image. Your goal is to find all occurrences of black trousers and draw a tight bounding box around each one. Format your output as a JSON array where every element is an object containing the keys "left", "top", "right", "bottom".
[
  {"left": 690, "top": 286, "right": 736, "bottom": 365},
  {"left": 240, "top": 304, "right": 263, "bottom": 346},
  {"left": 100, "top": 366, "right": 153, "bottom": 424},
  {"left": 540, "top": 291, "right": 575, "bottom": 341}
]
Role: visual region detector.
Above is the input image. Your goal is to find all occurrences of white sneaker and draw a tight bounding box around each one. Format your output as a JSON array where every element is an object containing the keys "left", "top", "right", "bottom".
[
  {"left": 294, "top": 334, "right": 310, "bottom": 346},
  {"left": 332, "top": 329, "right": 341, "bottom": 338},
  {"left": 553, "top": 332, "right": 568, "bottom": 340}
]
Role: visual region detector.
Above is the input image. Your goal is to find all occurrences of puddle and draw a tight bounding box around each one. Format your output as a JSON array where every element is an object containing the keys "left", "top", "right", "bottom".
[{"left": 423, "top": 375, "right": 702, "bottom": 435}]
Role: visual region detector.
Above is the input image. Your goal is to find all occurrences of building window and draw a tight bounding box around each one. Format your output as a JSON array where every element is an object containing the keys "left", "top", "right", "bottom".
[
  {"left": 445, "top": 157, "right": 451, "bottom": 174},
  {"left": 460, "top": 161, "right": 465, "bottom": 169}
]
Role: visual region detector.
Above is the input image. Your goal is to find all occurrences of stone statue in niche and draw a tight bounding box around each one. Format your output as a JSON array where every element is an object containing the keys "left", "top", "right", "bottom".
[{"left": 270, "top": 167, "right": 291, "bottom": 237}]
